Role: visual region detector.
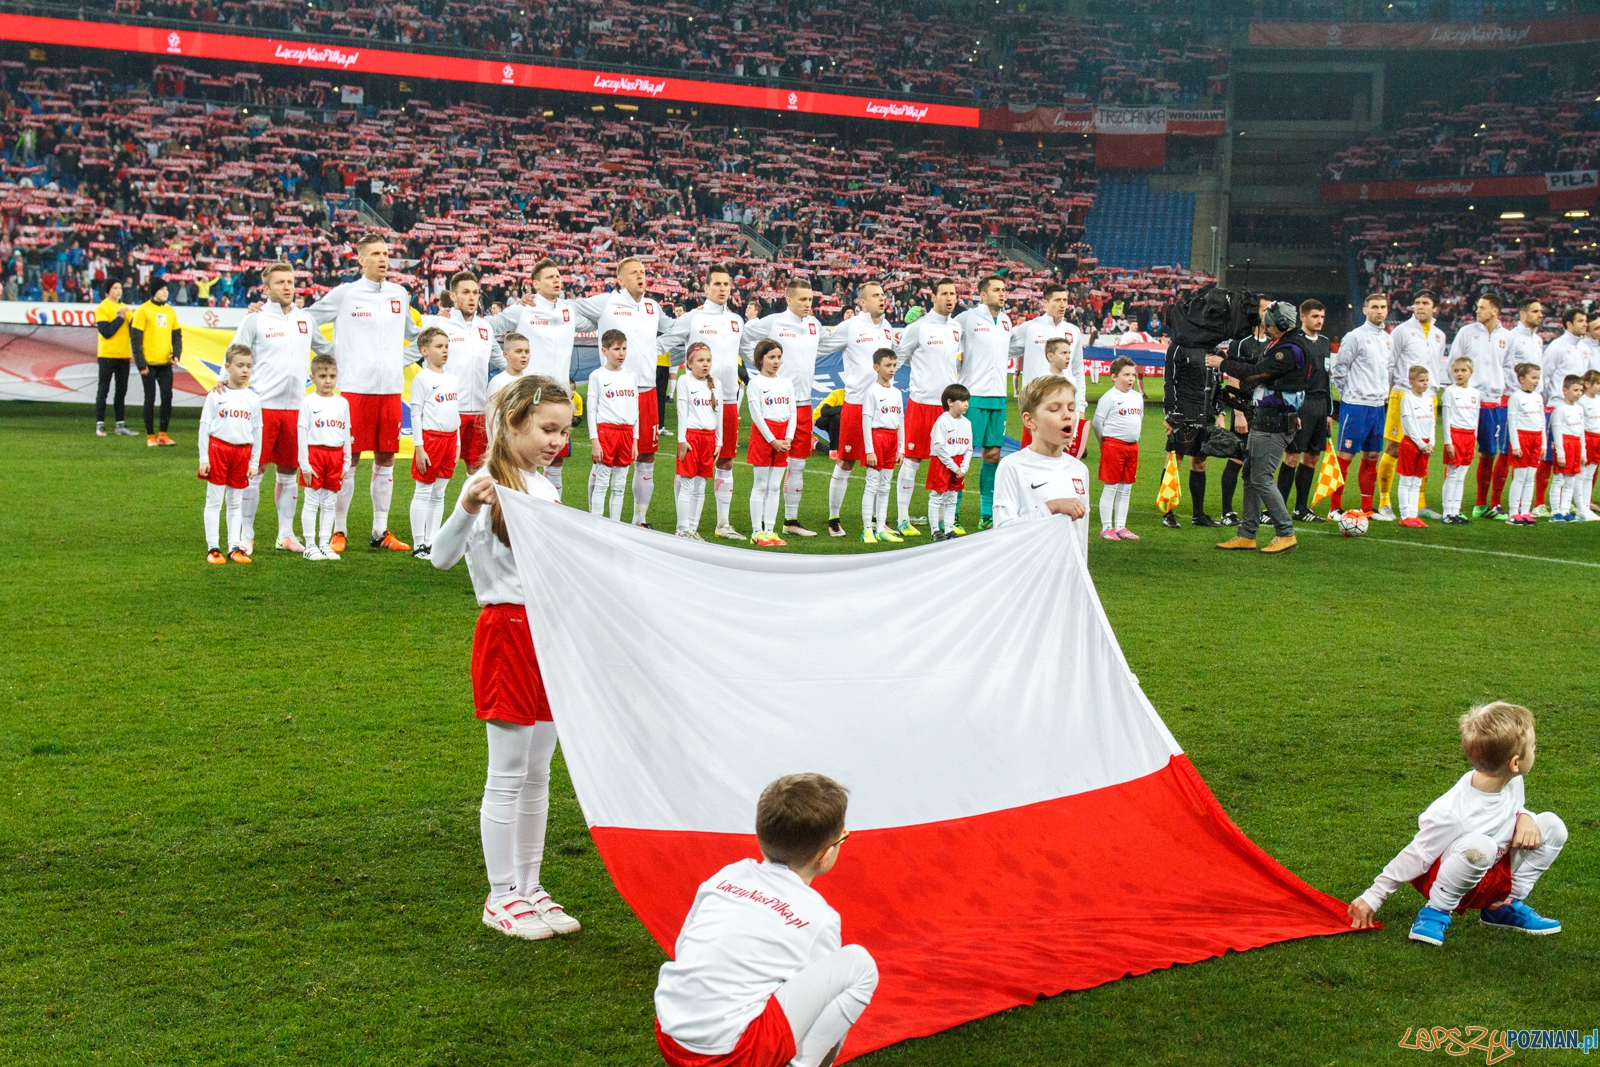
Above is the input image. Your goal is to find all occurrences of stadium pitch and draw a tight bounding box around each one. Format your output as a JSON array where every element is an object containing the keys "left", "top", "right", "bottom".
[{"left": 2, "top": 394, "right": 1594, "bottom": 1065}]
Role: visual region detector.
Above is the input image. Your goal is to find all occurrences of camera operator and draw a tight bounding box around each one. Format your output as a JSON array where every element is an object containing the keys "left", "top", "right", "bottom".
[
  {"left": 1218, "top": 296, "right": 1272, "bottom": 524},
  {"left": 1206, "top": 301, "right": 1309, "bottom": 554},
  {"left": 1161, "top": 322, "right": 1225, "bottom": 530},
  {"left": 1276, "top": 299, "right": 1334, "bottom": 522}
]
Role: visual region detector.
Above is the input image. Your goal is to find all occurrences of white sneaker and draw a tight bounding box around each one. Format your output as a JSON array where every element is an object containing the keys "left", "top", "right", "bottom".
[
  {"left": 1371, "top": 506, "right": 1396, "bottom": 522},
  {"left": 1532, "top": 504, "right": 1551, "bottom": 518},
  {"left": 1328, "top": 509, "right": 1345, "bottom": 521},
  {"left": 277, "top": 534, "right": 306, "bottom": 553},
  {"left": 321, "top": 545, "right": 341, "bottom": 560},
  {"left": 526, "top": 891, "right": 581, "bottom": 935},
  {"left": 715, "top": 523, "right": 745, "bottom": 541},
  {"left": 303, "top": 545, "right": 325, "bottom": 561},
  {"left": 482, "top": 895, "right": 555, "bottom": 941}
]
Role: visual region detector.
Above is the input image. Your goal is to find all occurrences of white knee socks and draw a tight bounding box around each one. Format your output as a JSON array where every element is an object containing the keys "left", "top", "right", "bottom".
[
  {"left": 784, "top": 457, "right": 806, "bottom": 521},
  {"left": 274, "top": 471, "right": 298, "bottom": 540},
  {"left": 1550, "top": 473, "right": 1570, "bottom": 517},
  {"left": 1577, "top": 465, "right": 1597, "bottom": 518},
  {"left": 1509, "top": 467, "right": 1534, "bottom": 515},
  {"left": 928, "top": 490, "right": 956, "bottom": 533},
  {"left": 334, "top": 460, "right": 357, "bottom": 534},
  {"left": 750, "top": 466, "right": 785, "bottom": 532},
  {"left": 408, "top": 480, "right": 448, "bottom": 547},
  {"left": 1099, "top": 484, "right": 1117, "bottom": 531},
  {"left": 1442, "top": 464, "right": 1468, "bottom": 518},
  {"left": 1398, "top": 474, "right": 1421, "bottom": 520},
  {"left": 480, "top": 720, "right": 559, "bottom": 901},
  {"left": 675, "top": 475, "right": 709, "bottom": 534},
  {"left": 1114, "top": 483, "right": 1131, "bottom": 529},
  {"left": 544, "top": 462, "right": 564, "bottom": 498},
  {"left": 773, "top": 945, "right": 880, "bottom": 1067},
  {"left": 241, "top": 474, "right": 262, "bottom": 544},
  {"left": 370, "top": 463, "right": 395, "bottom": 538},
  {"left": 714, "top": 467, "right": 733, "bottom": 527},
  {"left": 204, "top": 482, "right": 226, "bottom": 550},
  {"left": 632, "top": 460, "right": 654, "bottom": 525},
  {"left": 895, "top": 458, "right": 918, "bottom": 525},
  {"left": 302, "top": 487, "right": 336, "bottom": 549},
  {"left": 225, "top": 486, "right": 244, "bottom": 550},
  {"left": 828, "top": 464, "right": 851, "bottom": 520},
  {"left": 589, "top": 464, "right": 613, "bottom": 516},
  {"left": 860, "top": 468, "right": 883, "bottom": 531}
]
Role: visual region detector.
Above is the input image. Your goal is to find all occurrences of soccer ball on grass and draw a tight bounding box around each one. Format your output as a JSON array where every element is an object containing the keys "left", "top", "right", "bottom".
[{"left": 1338, "top": 511, "right": 1369, "bottom": 538}]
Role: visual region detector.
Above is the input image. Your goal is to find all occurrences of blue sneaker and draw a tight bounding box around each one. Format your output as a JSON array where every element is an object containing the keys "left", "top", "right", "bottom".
[
  {"left": 1480, "top": 900, "right": 1561, "bottom": 935},
  {"left": 1409, "top": 906, "right": 1453, "bottom": 945}
]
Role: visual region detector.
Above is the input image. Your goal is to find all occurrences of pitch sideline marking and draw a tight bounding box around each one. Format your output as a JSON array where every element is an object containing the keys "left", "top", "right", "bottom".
[{"left": 1302, "top": 526, "right": 1600, "bottom": 569}]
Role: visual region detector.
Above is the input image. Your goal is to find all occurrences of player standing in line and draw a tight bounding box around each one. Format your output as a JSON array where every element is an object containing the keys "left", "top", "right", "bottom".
[
  {"left": 1395, "top": 366, "right": 1435, "bottom": 528},
  {"left": 1536, "top": 307, "right": 1590, "bottom": 515},
  {"left": 1448, "top": 294, "right": 1511, "bottom": 518},
  {"left": 297, "top": 354, "right": 352, "bottom": 560},
  {"left": 1585, "top": 316, "right": 1600, "bottom": 373},
  {"left": 431, "top": 374, "right": 582, "bottom": 942},
  {"left": 742, "top": 278, "right": 825, "bottom": 538},
  {"left": 993, "top": 375, "right": 1090, "bottom": 553},
  {"left": 408, "top": 326, "right": 461, "bottom": 560},
  {"left": 1092, "top": 356, "right": 1144, "bottom": 541},
  {"left": 423, "top": 271, "right": 500, "bottom": 474},
  {"left": 1507, "top": 364, "right": 1545, "bottom": 524},
  {"left": 893, "top": 278, "right": 963, "bottom": 537},
  {"left": 585, "top": 330, "right": 639, "bottom": 520},
  {"left": 745, "top": 339, "right": 796, "bottom": 547},
  {"left": 130, "top": 280, "right": 182, "bottom": 448},
  {"left": 230, "top": 262, "right": 329, "bottom": 555},
  {"left": 303, "top": 233, "right": 422, "bottom": 552},
  {"left": 1438, "top": 356, "right": 1481, "bottom": 525},
  {"left": 1577, "top": 370, "right": 1600, "bottom": 521},
  {"left": 1378, "top": 290, "right": 1447, "bottom": 521},
  {"left": 93, "top": 279, "right": 137, "bottom": 437},
  {"left": 819, "top": 279, "right": 894, "bottom": 536},
  {"left": 858, "top": 348, "right": 906, "bottom": 544},
  {"left": 489, "top": 259, "right": 579, "bottom": 498},
  {"left": 1497, "top": 298, "right": 1545, "bottom": 518},
  {"left": 673, "top": 342, "right": 721, "bottom": 539},
  {"left": 197, "top": 344, "right": 262, "bottom": 564},
  {"left": 1276, "top": 299, "right": 1333, "bottom": 522},
  {"left": 1548, "top": 375, "right": 1586, "bottom": 521},
  {"left": 953, "top": 274, "right": 1013, "bottom": 530},
  {"left": 658, "top": 265, "right": 746, "bottom": 540},
  {"left": 570, "top": 256, "right": 664, "bottom": 526},
  {"left": 1010, "top": 282, "right": 1086, "bottom": 458},
  {"left": 926, "top": 384, "right": 973, "bottom": 541}
]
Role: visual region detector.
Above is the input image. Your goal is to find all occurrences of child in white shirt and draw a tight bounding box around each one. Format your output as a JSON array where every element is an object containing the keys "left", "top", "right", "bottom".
[
  {"left": 673, "top": 341, "right": 721, "bottom": 539},
  {"left": 1438, "top": 355, "right": 1480, "bottom": 524},
  {"left": 745, "top": 339, "right": 796, "bottom": 546},
  {"left": 927, "top": 383, "right": 973, "bottom": 541},
  {"left": 1506, "top": 363, "right": 1545, "bottom": 524},
  {"left": 586, "top": 329, "right": 639, "bottom": 520},
  {"left": 1577, "top": 370, "right": 1600, "bottom": 521},
  {"left": 297, "top": 354, "right": 352, "bottom": 560},
  {"left": 860, "top": 347, "right": 906, "bottom": 544},
  {"left": 1548, "top": 374, "right": 1586, "bottom": 521},
  {"left": 409, "top": 326, "right": 461, "bottom": 559},
  {"left": 1090, "top": 356, "right": 1144, "bottom": 541},
  {"left": 655, "top": 774, "right": 877, "bottom": 1067},
  {"left": 1018, "top": 336, "right": 1073, "bottom": 450},
  {"left": 197, "top": 343, "right": 263, "bottom": 564},
  {"left": 485, "top": 332, "right": 530, "bottom": 404},
  {"left": 1349, "top": 701, "right": 1565, "bottom": 946},
  {"left": 1396, "top": 365, "right": 1435, "bottom": 527},
  {"left": 993, "top": 374, "right": 1091, "bottom": 556}
]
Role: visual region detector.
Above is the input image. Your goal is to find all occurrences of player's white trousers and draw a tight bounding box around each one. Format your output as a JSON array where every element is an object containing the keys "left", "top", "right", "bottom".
[
  {"left": 1427, "top": 812, "right": 1566, "bottom": 912},
  {"left": 481, "top": 719, "right": 559, "bottom": 899},
  {"left": 773, "top": 944, "right": 879, "bottom": 1067}
]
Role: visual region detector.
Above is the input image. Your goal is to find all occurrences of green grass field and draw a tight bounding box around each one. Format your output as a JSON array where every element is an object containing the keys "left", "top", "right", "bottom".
[{"left": 3, "top": 392, "right": 1597, "bottom": 1066}]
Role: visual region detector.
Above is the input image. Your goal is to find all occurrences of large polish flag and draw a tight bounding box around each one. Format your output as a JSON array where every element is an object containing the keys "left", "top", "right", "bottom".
[{"left": 500, "top": 491, "right": 1358, "bottom": 1061}]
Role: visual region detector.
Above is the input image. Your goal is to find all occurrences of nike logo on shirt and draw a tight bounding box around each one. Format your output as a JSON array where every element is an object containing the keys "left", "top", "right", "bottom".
[{"left": 1030, "top": 481, "right": 1049, "bottom": 489}]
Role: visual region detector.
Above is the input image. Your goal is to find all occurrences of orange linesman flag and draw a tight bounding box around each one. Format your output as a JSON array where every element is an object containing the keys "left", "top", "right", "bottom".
[
  {"left": 1155, "top": 451, "right": 1181, "bottom": 513},
  {"left": 1311, "top": 441, "right": 1344, "bottom": 507}
]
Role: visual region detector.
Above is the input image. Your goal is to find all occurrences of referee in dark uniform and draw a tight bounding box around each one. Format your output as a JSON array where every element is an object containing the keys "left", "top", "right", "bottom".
[{"left": 1277, "top": 299, "right": 1333, "bottom": 521}]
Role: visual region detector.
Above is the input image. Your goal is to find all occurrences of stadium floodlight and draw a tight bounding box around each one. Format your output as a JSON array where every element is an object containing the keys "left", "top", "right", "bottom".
[
  {"left": 1565, "top": 210, "right": 1590, "bottom": 219},
  {"left": 1499, "top": 212, "right": 1525, "bottom": 220}
]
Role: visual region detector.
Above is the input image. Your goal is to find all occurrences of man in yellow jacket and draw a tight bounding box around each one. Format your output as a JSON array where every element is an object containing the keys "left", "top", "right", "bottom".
[
  {"left": 131, "top": 280, "right": 183, "bottom": 446},
  {"left": 94, "top": 279, "right": 138, "bottom": 437}
]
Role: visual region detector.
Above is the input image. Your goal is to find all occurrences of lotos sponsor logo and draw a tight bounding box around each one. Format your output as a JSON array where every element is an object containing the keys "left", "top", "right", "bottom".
[
  {"left": 24, "top": 306, "right": 97, "bottom": 326},
  {"left": 591, "top": 74, "right": 667, "bottom": 96},
  {"left": 272, "top": 42, "right": 362, "bottom": 68},
  {"left": 865, "top": 101, "right": 929, "bottom": 122}
]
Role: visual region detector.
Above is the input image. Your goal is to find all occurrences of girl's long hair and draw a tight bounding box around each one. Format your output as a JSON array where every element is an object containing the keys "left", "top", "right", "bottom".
[{"left": 484, "top": 373, "right": 570, "bottom": 547}]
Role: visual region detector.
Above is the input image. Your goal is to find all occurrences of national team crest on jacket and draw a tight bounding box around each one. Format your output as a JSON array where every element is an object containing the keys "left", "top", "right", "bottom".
[
  {"left": 479, "top": 327, "right": 490, "bottom": 340},
  {"left": 808, "top": 322, "right": 817, "bottom": 335},
  {"left": 1073, "top": 478, "right": 1086, "bottom": 495},
  {"left": 297, "top": 320, "right": 309, "bottom": 334},
  {"left": 390, "top": 299, "right": 402, "bottom": 314},
  {"left": 562, "top": 308, "right": 571, "bottom": 323},
  {"left": 645, "top": 301, "right": 657, "bottom": 315}
]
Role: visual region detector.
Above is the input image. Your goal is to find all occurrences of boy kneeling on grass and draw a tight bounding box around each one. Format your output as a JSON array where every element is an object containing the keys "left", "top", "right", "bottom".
[
  {"left": 655, "top": 773, "right": 878, "bottom": 1067},
  {"left": 1349, "top": 702, "right": 1566, "bottom": 946}
]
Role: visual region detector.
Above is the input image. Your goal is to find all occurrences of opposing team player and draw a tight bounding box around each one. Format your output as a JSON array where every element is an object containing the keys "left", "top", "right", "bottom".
[
  {"left": 954, "top": 274, "right": 1013, "bottom": 529},
  {"left": 1448, "top": 294, "right": 1510, "bottom": 518},
  {"left": 819, "top": 279, "right": 895, "bottom": 536},
  {"left": 892, "top": 278, "right": 963, "bottom": 537},
  {"left": 229, "top": 262, "right": 329, "bottom": 554},
  {"left": 490, "top": 259, "right": 580, "bottom": 497},
  {"left": 659, "top": 265, "right": 745, "bottom": 539},
  {"left": 742, "top": 279, "right": 825, "bottom": 538},
  {"left": 303, "top": 233, "right": 422, "bottom": 552}
]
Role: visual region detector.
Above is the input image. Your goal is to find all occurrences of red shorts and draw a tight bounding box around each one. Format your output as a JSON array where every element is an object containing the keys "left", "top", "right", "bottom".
[
  {"left": 1513, "top": 429, "right": 1543, "bottom": 468},
  {"left": 1098, "top": 436, "right": 1139, "bottom": 484},
  {"left": 902, "top": 400, "right": 942, "bottom": 460},
  {"left": 460, "top": 413, "right": 488, "bottom": 469},
  {"left": 926, "top": 456, "right": 967, "bottom": 493},
  {"left": 471, "top": 603, "right": 553, "bottom": 725},
  {"left": 1445, "top": 426, "right": 1476, "bottom": 467},
  {"left": 746, "top": 420, "right": 794, "bottom": 467},
  {"left": 865, "top": 426, "right": 899, "bottom": 469},
  {"left": 1397, "top": 436, "right": 1432, "bottom": 478},
  {"left": 411, "top": 428, "right": 459, "bottom": 483},
  {"left": 593, "top": 422, "right": 637, "bottom": 467},
  {"left": 788, "top": 404, "right": 814, "bottom": 460},
  {"left": 1021, "top": 419, "right": 1088, "bottom": 456},
  {"left": 1557, "top": 435, "right": 1582, "bottom": 476},
  {"left": 718, "top": 400, "right": 740, "bottom": 460},
  {"left": 1587, "top": 432, "right": 1600, "bottom": 466},
  {"left": 677, "top": 428, "right": 718, "bottom": 478},
  {"left": 199, "top": 438, "right": 252, "bottom": 489},
  {"left": 836, "top": 401, "right": 865, "bottom": 460},
  {"left": 636, "top": 387, "right": 660, "bottom": 455},
  {"left": 300, "top": 444, "right": 346, "bottom": 492},
  {"left": 260, "top": 407, "right": 298, "bottom": 468},
  {"left": 345, "top": 391, "right": 402, "bottom": 455},
  {"left": 1411, "top": 851, "right": 1512, "bottom": 915},
  {"left": 655, "top": 996, "right": 795, "bottom": 1067}
]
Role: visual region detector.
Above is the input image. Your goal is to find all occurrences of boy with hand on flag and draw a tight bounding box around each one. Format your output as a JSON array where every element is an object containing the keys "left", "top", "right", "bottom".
[{"left": 655, "top": 774, "right": 878, "bottom": 1067}]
